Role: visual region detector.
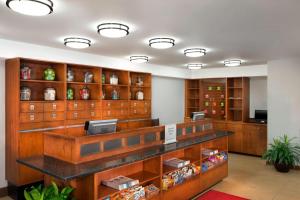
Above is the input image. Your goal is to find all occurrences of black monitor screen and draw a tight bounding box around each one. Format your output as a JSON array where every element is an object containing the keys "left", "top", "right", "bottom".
[
  {"left": 255, "top": 110, "right": 267, "bottom": 120},
  {"left": 85, "top": 119, "right": 117, "bottom": 135}
]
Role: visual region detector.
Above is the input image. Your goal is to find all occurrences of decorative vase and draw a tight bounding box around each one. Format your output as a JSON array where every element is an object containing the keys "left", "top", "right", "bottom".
[
  {"left": 20, "top": 65, "right": 31, "bottom": 80},
  {"left": 136, "top": 90, "right": 144, "bottom": 100},
  {"left": 67, "top": 68, "right": 74, "bottom": 82},
  {"left": 44, "top": 88, "right": 56, "bottom": 101},
  {"left": 20, "top": 87, "right": 31, "bottom": 101},
  {"left": 102, "top": 73, "right": 106, "bottom": 84},
  {"left": 80, "top": 86, "right": 90, "bottom": 100},
  {"left": 43, "top": 67, "right": 56, "bottom": 81},
  {"left": 111, "top": 89, "right": 119, "bottom": 100},
  {"left": 110, "top": 73, "right": 118, "bottom": 85},
  {"left": 84, "top": 71, "right": 94, "bottom": 83},
  {"left": 67, "top": 88, "right": 74, "bottom": 100}
]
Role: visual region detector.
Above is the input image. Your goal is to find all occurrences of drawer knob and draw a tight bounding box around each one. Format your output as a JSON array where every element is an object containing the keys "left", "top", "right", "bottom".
[
  {"left": 91, "top": 112, "right": 95, "bottom": 116},
  {"left": 51, "top": 113, "right": 57, "bottom": 118},
  {"left": 74, "top": 103, "right": 78, "bottom": 108},
  {"left": 29, "top": 114, "right": 35, "bottom": 121},
  {"left": 91, "top": 103, "right": 95, "bottom": 108},
  {"left": 108, "top": 111, "right": 111, "bottom": 115},
  {"left": 134, "top": 103, "right": 137, "bottom": 106},
  {"left": 74, "top": 112, "right": 78, "bottom": 118},
  {"left": 134, "top": 110, "right": 137, "bottom": 114},
  {"left": 29, "top": 104, "right": 35, "bottom": 111},
  {"left": 52, "top": 104, "right": 57, "bottom": 110},
  {"left": 108, "top": 103, "right": 111, "bottom": 107},
  {"left": 121, "top": 103, "right": 124, "bottom": 106}
]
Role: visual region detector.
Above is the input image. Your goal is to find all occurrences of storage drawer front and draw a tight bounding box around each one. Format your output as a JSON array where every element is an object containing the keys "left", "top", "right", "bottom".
[
  {"left": 67, "top": 101, "right": 86, "bottom": 111},
  {"left": 44, "top": 101, "right": 65, "bottom": 112},
  {"left": 66, "top": 111, "right": 89, "bottom": 120},
  {"left": 20, "top": 113, "right": 43, "bottom": 123},
  {"left": 102, "top": 101, "right": 128, "bottom": 109},
  {"left": 89, "top": 110, "right": 102, "bottom": 119},
  {"left": 86, "top": 101, "right": 101, "bottom": 110},
  {"left": 130, "top": 100, "right": 151, "bottom": 108},
  {"left": 20, "top": 102, "right": 43, "bottom": 113},
  {"left": 102, "top": 109, "right": 117, "bottom": 118},
  {"left": 44, "top": 112, "right": 65, "bottom": 121}
]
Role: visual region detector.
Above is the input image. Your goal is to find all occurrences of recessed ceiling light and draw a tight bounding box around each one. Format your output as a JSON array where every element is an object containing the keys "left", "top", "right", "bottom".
[
  {"left": 6, "top": 0, "right": 53, "bottom": 16},
  {"left": 64, "top": 37, "right": 91, "bottom": 49},
  {"left": 130, "top": 56, "right": 149, "bottom": 64},
  {"left": 187, "top": 63, "right": 203, "bottom": 70},
  {"left": 224, "top": 59, "right": 242, "bottom": 67},
  {"left": 149, "top": 38, "right": 175, "bottom": 49},
  {"left": 97, "top": 23, "right": 129, "bottom": 38},
  {"left": 184, "top": 48, "right": 206, "bottom": 57}
]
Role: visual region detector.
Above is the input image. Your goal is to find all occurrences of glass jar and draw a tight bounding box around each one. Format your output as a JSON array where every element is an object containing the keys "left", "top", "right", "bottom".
[
  {"left": 80, "top": 86, "right": 90, "bottom": 100},
  {"left": 136, "top": 90, "right": 144, "bottom": 100},
  {"left": 111, "top": 89, "right": 119, "bottom": 100},
  {"left": 67, "top": 68, "right": 74, "bottom": 82},
  {"left": 43, "top": 67, "right": 56, "bottom": 81},
  {"left": 136, "top": 76, "right": 144, "bottom": 86},
  {"left": 84, "top": 71, "right": 94, "bottom": 83},
  {"left": 20, "top": 86, "right": 31, "bottom": 101},
  {"left": 110, "top": 73, "right": 118, "bottom": 85},
  {"left": 20, "top": 65, "right": 31, "bottom": 80},
  {"left": 44, "top": 88, "right": 56, "bottom": 101},
  {"left": 67, "top": 88, "right": 74, "bottom": 100}
]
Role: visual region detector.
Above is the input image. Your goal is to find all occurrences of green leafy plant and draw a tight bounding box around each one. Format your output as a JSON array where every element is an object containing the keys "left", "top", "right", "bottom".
[
  {"left": 263, "top": 134, "right": 300, "bottom": 172},
  {"left": 24, "top": 182, "right": 74, "bottom": 200}
]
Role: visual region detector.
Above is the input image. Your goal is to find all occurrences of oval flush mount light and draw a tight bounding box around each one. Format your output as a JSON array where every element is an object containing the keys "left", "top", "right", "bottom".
[
  {"left": 187, "top": 63, "right": 203, "bottom": 70},
  {"left": 6, "top": 0, "right": 53, "bottom": 16},
  {"left": 149, "top": 38, "right": 175, "bottom": 49},
  {"left": 97, "top": 23, "right": 129, "bottom": 38},
  {"left": 64, "top": 37, "right": 91, "bottom": 49},
  {"left": 184, "top": 48, "right": 206, "bottom": 57},
  {"left": 130, "top": 56, "right": 149, "bottom": 64},
  {"left": 224, "top": 59, "right": 242, "bottom": 67}
]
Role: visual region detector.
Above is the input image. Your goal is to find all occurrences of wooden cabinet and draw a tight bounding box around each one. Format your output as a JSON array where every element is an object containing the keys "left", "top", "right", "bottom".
[
  {"left": 227, "top": 122, "right": 243, "bottom": 152},
  {"left": 6, "top": 58, "right": 153, "bottom": 186},
  {"left": 213, "top": 120, "right": 267, "bottom": 156},
  {"left": 242, "top": 124, "right": 267, "bottom": 156}
]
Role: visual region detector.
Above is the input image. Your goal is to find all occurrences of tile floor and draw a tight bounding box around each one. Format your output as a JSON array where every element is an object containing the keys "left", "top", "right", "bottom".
[{"left": 1, "top": 153, "right": 300, "bottom": 200}]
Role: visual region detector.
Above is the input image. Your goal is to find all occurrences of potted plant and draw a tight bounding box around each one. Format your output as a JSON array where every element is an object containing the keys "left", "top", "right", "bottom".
[
  {"left": 263, "top": 134, "right": 300, "bottom": 172},
  {"left": 24, "top": 181, "right": 74, "bottom": 200}
]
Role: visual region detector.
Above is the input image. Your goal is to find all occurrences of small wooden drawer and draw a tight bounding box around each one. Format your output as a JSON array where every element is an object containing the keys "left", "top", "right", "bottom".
[
  {"left": 89, "top": 110, "right": 102, "bottom": 119},
  {"left": 20, "top": 113, "right": 43, "bottom": 123},
  {"left": 86, "top": 101, "right": 101, "bottom": 110},
  {"left": 66, "top": 111, "right": 89, "bottom": 120},
  {"left": 44, "top": 112, "right": 65, "bottom": 121},
  {"left": 20, "top": 102, "right": 43, "bottom": 113},
  {"left": 44, "top": 101, "right": 65, "bottom": 112},
  {"left": 67, "top": 101, "right": 86, "bottom": 111},
  {"left": 118, "top": 109, "right": 128, "bottom": 118},
  {"left": 130, "top": 108, "right": 150, "bottom": 116},
  {"left": 130, "top": 100, "right": 151, "bottom": 108},
  {"left": 102, "top": 109, "right": 117, "bottom": 118},
  {"left": 102, "top": 101, "right": 128, "bottom": 109}
]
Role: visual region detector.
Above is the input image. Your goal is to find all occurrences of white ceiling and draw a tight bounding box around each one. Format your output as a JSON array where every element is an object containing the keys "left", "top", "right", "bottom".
[{"left": 0, "top": 0, "right": 300, "bottom": 69}]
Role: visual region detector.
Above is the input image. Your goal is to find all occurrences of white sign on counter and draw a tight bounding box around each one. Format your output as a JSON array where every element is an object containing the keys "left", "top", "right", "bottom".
[{"left": 164, "top": 124, "right": 177, "bottom": 144}]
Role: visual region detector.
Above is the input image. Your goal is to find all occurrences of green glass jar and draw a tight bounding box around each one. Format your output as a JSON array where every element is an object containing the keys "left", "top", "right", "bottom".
[
  {"left": 67, "top": 88, "right": 74, "bottom": 100},
  {"left": 44, "top": 67, "right": 56, "bottom": 81},
  {"left": 102, "top": 73, "right": 106, "bottom": 84}
]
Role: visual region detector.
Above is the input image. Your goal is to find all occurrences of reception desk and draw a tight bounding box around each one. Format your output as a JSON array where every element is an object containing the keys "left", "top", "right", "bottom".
[{"left": 18, "top": 119, "right": 231, "bottom": 200}]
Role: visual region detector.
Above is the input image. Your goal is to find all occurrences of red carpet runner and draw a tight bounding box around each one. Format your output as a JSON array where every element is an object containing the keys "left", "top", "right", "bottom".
[{"left": 197, "top": 190, "right": 249, "bottom": 200}]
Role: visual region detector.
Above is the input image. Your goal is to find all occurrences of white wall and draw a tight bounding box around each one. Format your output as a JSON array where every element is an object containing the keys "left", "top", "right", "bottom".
[
  {"left": 0, "top": 59, "right": 6, "bottom": 188},
  {"left": 249, "top": 77, "right": 267, "bottom": 118},
  {"left": 152, "top": 76, "right": 184, "bottom": 124},
  {"left": 268, "top": 59, "right": 300, "bottom": 143}
]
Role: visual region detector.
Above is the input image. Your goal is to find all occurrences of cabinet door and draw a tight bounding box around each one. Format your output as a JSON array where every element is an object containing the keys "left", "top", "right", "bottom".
[
  {"left": 213, "top": 121, "right": 227, "bottom": 131},
  {"left": 227, "top": 122, "right": 243, "bottom": 152},
  {"left": 243, "top": 124, "right": 267, "bottom": 156}
]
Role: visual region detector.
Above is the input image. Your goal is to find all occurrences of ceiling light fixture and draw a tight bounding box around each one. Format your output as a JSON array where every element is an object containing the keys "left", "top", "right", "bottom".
[
  {"left": 64, "top": 37, "right": 91, "bottom": 49},
  {"left": 224, "top": 59, "right": 242, "bottom": 67},
  {"left": 130, "top": 56, "right": 149, "bottom": 64},
  {"left": 149, "top": 38, "right": 175, "bottom": 49},
  {"left": 187, "top": 63, "right": 203, "bottom": 70},
  {"left": 6, "top": 0, "right": 53, "bottom": 16},
  {"left": 184, "top": 48, "right": 206, "bottom": 57},
  {"left": 97, "top": 23, "right": 129, "bottom": 38}
]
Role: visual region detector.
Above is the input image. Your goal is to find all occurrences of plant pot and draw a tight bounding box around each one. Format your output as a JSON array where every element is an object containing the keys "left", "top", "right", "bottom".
[{"left": 274, "top": 162, "right": 290, "bottom": 173}]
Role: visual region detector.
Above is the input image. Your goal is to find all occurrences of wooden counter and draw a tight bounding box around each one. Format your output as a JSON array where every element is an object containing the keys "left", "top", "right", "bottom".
[{"left": 18, "top": 119, "right": 231, "bottom": 200}]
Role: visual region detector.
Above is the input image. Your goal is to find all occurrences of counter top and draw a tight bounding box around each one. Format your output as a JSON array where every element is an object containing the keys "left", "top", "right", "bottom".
[{"left": 17, "top": 131, "right": 232, "bottom": 181}]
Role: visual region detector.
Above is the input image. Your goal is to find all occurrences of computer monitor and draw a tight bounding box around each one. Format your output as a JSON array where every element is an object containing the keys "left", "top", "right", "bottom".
[
  {"left": 84, "top": 119, "right": 117, "bottom": 135},
  {"left": 255, "top": 110, "right": 267, "bottom": 122},
  {"left": 190, "top": 111, "right": 205, "bottom": 121}
]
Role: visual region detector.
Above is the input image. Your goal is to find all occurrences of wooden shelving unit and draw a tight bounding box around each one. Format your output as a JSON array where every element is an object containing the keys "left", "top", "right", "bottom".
[
  {"left": 226, "top": 77, "right": 249, "bottom": 122},
  {"left": 5, "top": 57, "right": 153, "bottom": 186}
]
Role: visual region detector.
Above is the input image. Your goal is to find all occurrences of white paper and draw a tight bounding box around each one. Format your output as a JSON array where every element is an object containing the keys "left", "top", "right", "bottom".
[{"left": 164, "top": 124, "right": 177, "bottom": 144}]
